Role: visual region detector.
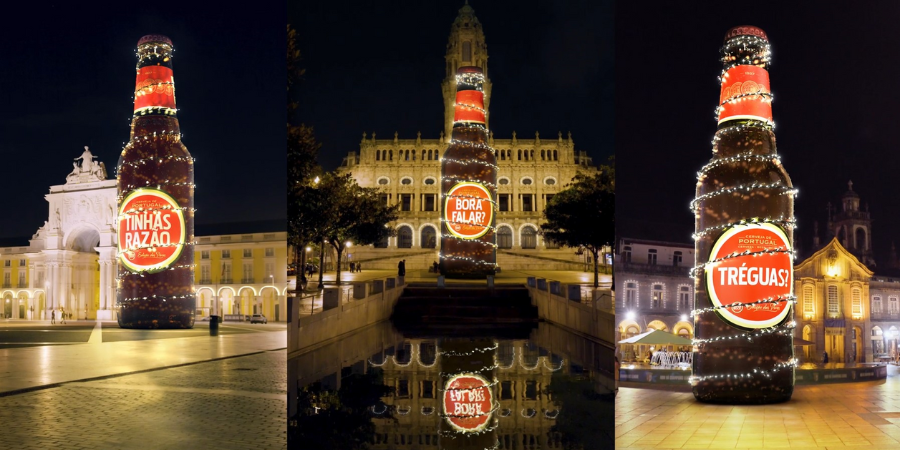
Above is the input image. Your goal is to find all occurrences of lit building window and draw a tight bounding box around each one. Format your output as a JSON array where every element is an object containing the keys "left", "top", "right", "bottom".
[{"left": 803, "top": 285, "right": 814, "bottom": 314}]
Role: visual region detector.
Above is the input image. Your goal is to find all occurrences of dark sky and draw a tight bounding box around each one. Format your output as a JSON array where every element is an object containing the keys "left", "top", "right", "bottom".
[
  {"left": 0, "top": 3, "right": 285, "bottom": 240},
  {"left": 290, "top": 0, "right": 614, "bottom": 171},
  {"left": 617, "top": 2, "right": 900, "bottom": 265}
]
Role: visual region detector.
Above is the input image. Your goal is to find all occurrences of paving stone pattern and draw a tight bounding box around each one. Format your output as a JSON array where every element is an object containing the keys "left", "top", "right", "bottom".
[
  {"left": 0, "top": 351, "right": 286, "bottom": 450},
  {"left": 616, "top": 365, "right": 900, "bottom": 449}
]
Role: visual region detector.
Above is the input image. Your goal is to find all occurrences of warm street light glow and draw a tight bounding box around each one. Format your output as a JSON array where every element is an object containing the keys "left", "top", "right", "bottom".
[
  {"left": 626, "top": 311, "right": 635, "bottom": 320},
  {"left": 305, "top": 247, "right": 311, "bottom": 252},
  {"left": 346, "top": 241, "right": 352, "bottom": 248},
  {"left": 313, "top": 176, "right": 320, "bottom": 184}
]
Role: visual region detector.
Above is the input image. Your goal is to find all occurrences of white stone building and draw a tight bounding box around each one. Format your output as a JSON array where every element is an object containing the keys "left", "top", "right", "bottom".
[{"left": 0, "top": 148, "right": 289, "bottom": 322}]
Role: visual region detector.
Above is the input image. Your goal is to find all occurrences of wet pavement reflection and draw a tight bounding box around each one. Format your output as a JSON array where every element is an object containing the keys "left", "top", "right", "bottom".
[{"left": 289, "top": 320, "right": 614, "bottom": 449}]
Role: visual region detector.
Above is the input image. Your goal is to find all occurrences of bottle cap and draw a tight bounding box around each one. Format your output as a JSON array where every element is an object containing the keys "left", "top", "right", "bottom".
[
  {"left": 724, "top": 26, "right": 768, "bottom": 42},
  {"left": 138, "top": 35, "right": 173, "bottom": 47}
]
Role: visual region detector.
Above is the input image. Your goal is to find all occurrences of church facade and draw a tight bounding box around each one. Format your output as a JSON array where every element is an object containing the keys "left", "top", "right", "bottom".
[
  {"left": 0, "top": 148, "right": 288, "bottom": 322},
  {"left": 334, "top": 3, "right": 601, "bottom": 272},
  {"left": 615, "top": 183, "right": 900, "bottom": 364}
]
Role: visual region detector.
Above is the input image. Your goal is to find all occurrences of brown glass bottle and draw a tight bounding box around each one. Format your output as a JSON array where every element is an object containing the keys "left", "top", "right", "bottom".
[
  {"left": 116, "top": 35, "right": 195, "bottom": 329},
  {"left": 440, "top": 67, "right": 497, "bottom": 279},
  {"left": 692, "top": 26, "right": 795, "bottom": 403}
]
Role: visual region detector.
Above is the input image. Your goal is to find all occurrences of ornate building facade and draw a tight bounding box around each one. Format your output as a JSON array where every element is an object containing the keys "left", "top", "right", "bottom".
[
  {"left": 0, "top": 148, "right": 288, "bottom": 322},
  {"left": 615, "top": 184, "right": 900, "bottom": 364},
  {"left": 335, "top": 2, "right": 600, "bottom": 272}
]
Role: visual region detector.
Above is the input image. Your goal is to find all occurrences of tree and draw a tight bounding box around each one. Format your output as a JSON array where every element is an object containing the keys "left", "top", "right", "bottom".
[
  {"left": 316, "top": 173, "right": 399, "bottom": 285},
  {"left": 540, "top": 157, "right": 614, "bottom": 288},
  {"left": 287, "top": 24, "right": 322, "bottom": 286}
]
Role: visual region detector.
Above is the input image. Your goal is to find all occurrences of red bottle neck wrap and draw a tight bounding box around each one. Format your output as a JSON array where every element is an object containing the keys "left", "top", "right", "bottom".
[
  {"left": 134, "top": 65, "right": 176, "bottom": 114},
  {"left": 718, "top": 65, "right": 772, "bottom": 125},
  {"left": 454, "top": 90, "right": 485, "bottom": 125}
]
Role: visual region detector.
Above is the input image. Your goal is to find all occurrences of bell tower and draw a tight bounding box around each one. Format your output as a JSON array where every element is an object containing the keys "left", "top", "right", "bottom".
[
  {"left": 442, "top": 1, "right": 492, "bottom": 139},
  {"left": 827, "top": 180, "right": 875, "bottom": 267}
]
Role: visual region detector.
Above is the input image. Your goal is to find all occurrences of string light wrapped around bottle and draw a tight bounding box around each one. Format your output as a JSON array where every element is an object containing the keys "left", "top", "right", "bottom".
[
  {"left": 440, "top": 67, "right": 498, "bottom": 279},
  {"left": 691, "top": 26, "right": 796, "bottom": 404},
  {"left": 116, "top": 34, "right": 196, "bottom": 329}
]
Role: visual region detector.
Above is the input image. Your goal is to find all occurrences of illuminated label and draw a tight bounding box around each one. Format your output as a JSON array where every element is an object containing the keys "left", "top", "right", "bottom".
[
  {"left": 444, "top": 182, "right": 493, "bottom": 239},
  {"left": 118, "top": 188, "right": 186, "bottom": 272},
  {"left": 443, "top": 373, "right": 494, "bottom": 433},
  {"left": 718, "top": 65, "right": 772, "bottom": 125},
  {"left": 134, "top": 65, "right": 176, "bottom": 113},
  {"left": 454, "top": 90, "right": 486, "bottom": 124},
  {"left": 706, "top": 223, "right": 792, "bottom": 329}
]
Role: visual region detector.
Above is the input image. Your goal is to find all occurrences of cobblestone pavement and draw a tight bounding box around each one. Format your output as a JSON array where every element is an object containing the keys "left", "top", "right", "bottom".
[
  {"left": 616, "top": 365, "right": 900, "bottom": 449},
  {"left": 0, "top": 350, "right": 286, "bottom": 450}
]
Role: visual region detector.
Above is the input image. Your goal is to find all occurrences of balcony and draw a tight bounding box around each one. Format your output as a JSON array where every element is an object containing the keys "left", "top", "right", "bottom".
[
  {"left": 615, "top": 261, "right": 691, "bottom": 277},
  {"left": 871, "top": 311, "right": 900, "bottom": 320},
  {"left": 198, "top": 279, "right": 212, "bottom": 285},
  {"left": 17, "top": 283, "right": 27, "bottom": 288},
  {"left": 220, "top": 278, "right": 233, "bottom": 284},
  {"left": 241, "top": 278, "right": 255, "bottom": 284},
  {"left": 1, "top": 283, "right": 10, "bottom": 289}
]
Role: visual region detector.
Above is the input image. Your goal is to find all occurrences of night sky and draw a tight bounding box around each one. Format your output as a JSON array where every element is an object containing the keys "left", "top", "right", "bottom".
[
  {"left": 0, "top": 3, "right": 285, "bottom": 240},
  {"left": 290, "top": 0, "right": 614, "bottom": 172},
  {"left": 617, "top": 2, "right": 900, "bottom": 266}
]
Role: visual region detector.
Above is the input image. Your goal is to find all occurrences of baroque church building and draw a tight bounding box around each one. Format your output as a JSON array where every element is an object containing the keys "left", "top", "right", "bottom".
[{"left": 335, "top": 2, "right": 600, "bottom": 272}]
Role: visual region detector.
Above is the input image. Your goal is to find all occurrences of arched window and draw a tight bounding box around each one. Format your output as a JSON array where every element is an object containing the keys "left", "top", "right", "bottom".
[
  {"left": 873, "top": 296, "right": 883, "bottom": 314},
  {"left": 420, "top": 226, "right": 436, "bottom": 249},
  {"left": 803, "top": 284, "right": 814, "bottom": 314},
  {"left": 521, "top": 226, "right": 537, "bottom": 249},
  {"left": 855, "top": 228, "right": 866, "bottom": 250},
  {"left": 497, "top": 226, "right": 513, "bottom": 249},
  {"left": 518, "top": 150, "right": 522, "bottom": 161},
  {"left": 651, "top": 284, "right": 664, "bottom": 309},
  {"left": 541, "top": 150, "right": 545, "bottom": 160},
  {"left": 397, "top": 226, "right": 413, "bottom": 248},
  {"left": 678, "top": 285, "right": 691, "bottom": 310},
  {"left": 553, "top": 150, "right": 558, "bottom": 160},
  {"left": 389, "top": 150, "right": 393, "bottom": 161},
  {"left": 376, "top": 151, "right": 381, "bottom": 161},
  {"left": 624, "top": 282, "right": 638, "bottom": 308},
  {"left": 827, "top": 285, "right": 839, "bottom": 316},
  {"left": 851, "top": 287, "right": 862, "bottom": 317},
  {"left": 428, "top": 150, "right": 433, "bottom": 160}
]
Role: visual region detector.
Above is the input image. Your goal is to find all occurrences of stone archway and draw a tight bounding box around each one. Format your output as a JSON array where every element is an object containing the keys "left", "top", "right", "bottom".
[{"left": 65, "top": 225, "right": 101, "bottom": 320}]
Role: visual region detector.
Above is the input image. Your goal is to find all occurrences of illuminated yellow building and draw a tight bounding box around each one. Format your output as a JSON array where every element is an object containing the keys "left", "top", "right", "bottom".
[{"left": 0, "top": 148, "right": 288, "bottom": 322}]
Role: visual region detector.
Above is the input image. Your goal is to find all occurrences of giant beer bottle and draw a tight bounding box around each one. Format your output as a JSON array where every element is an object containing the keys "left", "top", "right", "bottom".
[
  {"left": 692, "top": 26, "right": 795, "bottom": 403},
  {"left": 440, "top": 67, "right": 497, "bottom": 279},
  {"left": 117, "top": 35, "right": 195, "bottom": 329}
]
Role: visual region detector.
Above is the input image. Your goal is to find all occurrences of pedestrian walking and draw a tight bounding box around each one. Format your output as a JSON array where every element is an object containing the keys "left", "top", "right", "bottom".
[
  {"left": 61, "top": 309, "right": 67, "bottom": 324},
  {"left": 51, "top": 310, "right": 55, "bottom": 325},
  {"left": 398, "top": 260, "right": 404, "bottom": 277},
  {"left": 823, "top": 351, "right": 829, "bottom": 364},
  {"left": 350, "top": 262, "right": 355, "bottom": 272},
  {"left": 356, "top": 262, "right": 361, "bottom": 273}
]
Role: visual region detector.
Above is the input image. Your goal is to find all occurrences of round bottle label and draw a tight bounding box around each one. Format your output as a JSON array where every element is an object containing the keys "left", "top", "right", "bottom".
[
  {"left": 443, "top": 373, "right": 494, "bottom": 433},
  {"left": 118, "top": 188, "right": 186, "bottom": 273},
  {"left": 444, "top": 182, "right": 493, "bottom": 239},
  {"left": 718, "top": 65, "right": 772, "bottom": 125},
  {"left": 705, "top": 223, "right": 792, "bottom": 329},
  {"left": 134, "top": 65, "right": 176, "bottom": 113}
]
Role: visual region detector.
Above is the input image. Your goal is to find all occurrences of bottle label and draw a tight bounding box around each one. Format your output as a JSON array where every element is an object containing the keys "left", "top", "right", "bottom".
[
  {"left": 718, "top": 65, "right": 772, "bottom": 125},
  {"left": 454, "top": 90, "right": 486, "bottom": 125},
  {"left": 705, "top": 223, "right": 792, "bottom": 329},
  {"left": 443, "top": 373, "right": 494, "bottom": 433},
  {"left": 134, "top": 66, "right": 176, "bottom": 113},
  {"left": 444, "top": 182, "right": 493, "bottom": 239},
  {"left": 118, "top": 188, "right": 186, "bottom": 273}
]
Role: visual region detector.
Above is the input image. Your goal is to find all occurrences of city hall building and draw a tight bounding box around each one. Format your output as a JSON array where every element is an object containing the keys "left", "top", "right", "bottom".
[
  {"left": 334, "top": 3, "right": 601, "bottom": 272},
  {"left": 0, "top": 148, "right": 288, "bottom": 322},
  {"left": 615, "top": 184, "right": 900, "bottom": 364}
]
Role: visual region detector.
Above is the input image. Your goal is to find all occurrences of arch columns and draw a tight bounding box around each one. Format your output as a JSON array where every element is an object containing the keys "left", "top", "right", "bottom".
[{"left": 96, "top": 247, "right": 117, "bottom": 320}]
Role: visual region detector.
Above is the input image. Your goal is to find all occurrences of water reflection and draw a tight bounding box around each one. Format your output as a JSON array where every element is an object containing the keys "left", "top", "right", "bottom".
[{"left": 289, "top": 320, "right": 614, "bottom": 449}]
